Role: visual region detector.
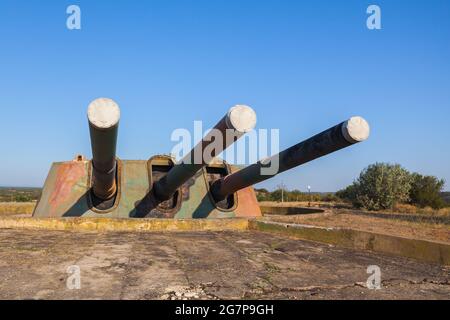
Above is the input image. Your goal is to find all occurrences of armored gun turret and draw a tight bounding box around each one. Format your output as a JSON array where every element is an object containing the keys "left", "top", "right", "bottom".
[{"left": 33, "top": 98, "right": 369, "bottom": 219}]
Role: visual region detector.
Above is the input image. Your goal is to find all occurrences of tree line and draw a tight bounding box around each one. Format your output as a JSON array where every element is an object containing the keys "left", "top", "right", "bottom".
[{"left": 256, "top": 162, "right": 448, "bottom": 211}]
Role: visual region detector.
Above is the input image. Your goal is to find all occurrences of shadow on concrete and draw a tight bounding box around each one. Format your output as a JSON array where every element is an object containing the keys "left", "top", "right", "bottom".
[{"left": 260, "top": 206, "right": 325, "bottom": 216}]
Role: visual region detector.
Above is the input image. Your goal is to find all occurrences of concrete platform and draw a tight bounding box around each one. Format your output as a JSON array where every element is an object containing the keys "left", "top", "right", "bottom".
[
  {"left": 1, "top": 217, "right": 448, "bottom": 265},
  {"left": 0, "top": 229, "right": 448, "bottom": 300}
]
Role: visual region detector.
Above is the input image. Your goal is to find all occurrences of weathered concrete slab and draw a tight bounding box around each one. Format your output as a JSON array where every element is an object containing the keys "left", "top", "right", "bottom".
[
  {"left": 1, "top": 217, "right": 449, "bottom": 265},
  {"left": 0, "top": 229, "right": 448, "bottom": 300}
]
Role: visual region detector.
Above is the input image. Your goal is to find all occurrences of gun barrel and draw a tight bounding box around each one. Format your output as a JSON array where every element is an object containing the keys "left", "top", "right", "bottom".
[
  {"left": 210, "top": 116, "right": 370, "bottom": 202},
  {"left": 153, "top": 105, "right": 257, "bottom": 201},
  {"left": 88, "top": 98, "right": 120, "bottom": 201}
]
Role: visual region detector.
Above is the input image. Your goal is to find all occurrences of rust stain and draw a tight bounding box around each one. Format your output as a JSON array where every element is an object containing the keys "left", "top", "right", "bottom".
[
  {"left": 235, "top": 186, "right": 262, "bottom": 217},
  {"left": 48, "top": 163, "right": 86, "bottom": 216}
]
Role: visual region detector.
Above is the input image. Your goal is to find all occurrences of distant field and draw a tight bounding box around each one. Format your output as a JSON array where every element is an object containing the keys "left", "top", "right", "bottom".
[
  {"left": 0, "top": 187, "right": 41, "bottom": 202},
  {"left": 0, "top": 202, "right": 36, "bottom": 216}
]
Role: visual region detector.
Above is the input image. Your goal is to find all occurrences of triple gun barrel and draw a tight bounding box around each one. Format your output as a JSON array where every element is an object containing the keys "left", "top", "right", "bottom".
[{"left": 86, "top": 98, "right": 370, "bottom": 209}]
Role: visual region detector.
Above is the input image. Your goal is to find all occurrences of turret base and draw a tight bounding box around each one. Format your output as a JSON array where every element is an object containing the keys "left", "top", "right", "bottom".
[{"left": 33, "top": 156, "right": 261, "bottom": 219}]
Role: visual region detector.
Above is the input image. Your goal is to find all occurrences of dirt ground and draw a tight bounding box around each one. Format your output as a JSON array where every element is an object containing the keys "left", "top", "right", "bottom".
[
  {"left": 0, "top": 228, "right": 448, "bottom": 300},
  {"left": 264, "top": 212, "right": 450, "bottom": 244}
]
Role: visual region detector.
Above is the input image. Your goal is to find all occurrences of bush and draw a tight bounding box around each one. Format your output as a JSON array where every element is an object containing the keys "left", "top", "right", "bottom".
[
  {"left": 255, "top": 188, "right": 327, "bottom": 203},
  {"left": 14, "top": 194, "right": 32, "bottom": 202},
  {"left": 409, "top": 173, "right": 445, "bottom": 209},
  {"left": 337, "top": 162, "right": 448, "bottom": 212},
  {"left": 336, "top": 184, "right": 357, "bottom": 203},
  {"left": 255, "top": 188, "right": 270, "bottom": 202},
  {"left": 321, "top": 193, "right": 339, "bottom": 202},
  {"left": 345, "top": 163, "right": 412, "bottom": 211}
]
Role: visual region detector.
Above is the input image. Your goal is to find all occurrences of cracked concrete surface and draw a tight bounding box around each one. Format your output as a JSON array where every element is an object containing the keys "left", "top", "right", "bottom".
[{"left": 0, "top": 229, "right": 448, "bottom": 300}]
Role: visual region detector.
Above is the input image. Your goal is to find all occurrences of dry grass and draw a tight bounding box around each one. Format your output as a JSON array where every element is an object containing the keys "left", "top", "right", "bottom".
[
  {"left": 392, "top": 203, "right": 420, "bottom": 214},
  {"left": 0, "top": 202, "right": 36, "bottom": 216},
  {"left": 392, "top": 203, "right": 450, "bottom": 217}
]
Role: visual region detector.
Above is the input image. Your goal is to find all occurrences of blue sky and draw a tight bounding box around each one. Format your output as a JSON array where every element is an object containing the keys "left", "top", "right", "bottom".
[{"left": 0, "top": 0, "right": 449, "bottom": 192}]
